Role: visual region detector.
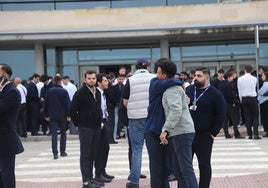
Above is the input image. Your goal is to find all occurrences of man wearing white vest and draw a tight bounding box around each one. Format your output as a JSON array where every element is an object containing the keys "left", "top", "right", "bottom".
[{"left": 123, "top": 58, "right": 155, "bottom": 188}]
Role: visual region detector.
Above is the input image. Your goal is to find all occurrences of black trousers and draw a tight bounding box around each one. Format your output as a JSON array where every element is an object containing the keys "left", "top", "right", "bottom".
[
  {"left": 223, "top": 103, "right": 240, "bottom": 136},
  {"left": 79, "top": 127, "right": 100, "bottom": 183},
  {"left": 0, "top": 155, "right": 16, "bottom": 188},
  {"left": 95, "top": 124, "right": 110, "bottom": 176},
  {"left": 107, "top": 107, "right": 115, "bottom": 142},
  {"left": 241, "top": 97, "right": 259, "bottom": 137},
  {"left": 192, "top": 132, "right": 214, "bottom": 188},
  {"left": 261, "top": 100, "right": 268, "bottom": 132},
  {"left": 17, "top": 103, "right": 27, "bottom": 137}
]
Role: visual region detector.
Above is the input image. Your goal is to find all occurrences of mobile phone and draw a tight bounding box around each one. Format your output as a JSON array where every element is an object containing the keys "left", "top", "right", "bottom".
[{"left": 0, "top": 76, "right": 8, "bottom": 85}]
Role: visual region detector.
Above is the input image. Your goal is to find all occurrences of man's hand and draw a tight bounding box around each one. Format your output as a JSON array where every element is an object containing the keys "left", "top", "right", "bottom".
[
  {"left": 159, "top": 132, "right": 168, "bottom": 145},
  {"left": 45, "top": 117, "right": 50, "bottom": 122}
]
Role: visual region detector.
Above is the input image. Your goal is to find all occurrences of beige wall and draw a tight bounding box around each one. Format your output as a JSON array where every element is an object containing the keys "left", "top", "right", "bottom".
[{"left": 0, "top": 1, "right": 267, "bottom": 33}]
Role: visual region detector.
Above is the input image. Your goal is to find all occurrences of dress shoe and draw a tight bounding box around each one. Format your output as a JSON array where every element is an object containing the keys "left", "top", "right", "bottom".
[
  {"left": 248, "top": 136, "right": 253, "bottom": 139},
  {"left": 82, "top": 182, "right": 101, "bottom": 188},
  {"left": 225, "top": 134, "right": 232, "bottom": 139},
  {"left": 126, "top": 182, "right": 139, "bottom": 188},
  {"left": 254, "top": 136, "right": 261, "bottom": 140},
  {"left": 168, "top": 174, "right": 177, "bottom": 181},
  {"left": 53, "top": 154, "right": 58, "bottom": 160},
  {"left": 103, "top": 172, "right": 114, "bottom": 179},
  {"left": 95, "top": 174, "right": 112, "bottom": 183},
  {"left": 128, "top": 174, "right": 146, "bottom": 180},
  {"left": 60, "top": 152, "right": 67, "bottom": 157},
  {"left": 234, "top": 135, "right": 245, "bottom": 139},
  {"left": 90, "top": 179, "right": 104, "bottom": 186},
  {"left": 109, "top": 141, "right": 118, "bottom": 144}
]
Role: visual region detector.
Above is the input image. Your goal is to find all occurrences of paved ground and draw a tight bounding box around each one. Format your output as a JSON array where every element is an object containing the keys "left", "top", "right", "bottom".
[{"left": 16, "top": 126, "right": 268, "bottom": 188}]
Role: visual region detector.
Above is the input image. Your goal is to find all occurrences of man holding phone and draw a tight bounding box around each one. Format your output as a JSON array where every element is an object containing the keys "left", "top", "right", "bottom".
[{"left": 0, "top": 63, "right": 24, "bottom": 188}]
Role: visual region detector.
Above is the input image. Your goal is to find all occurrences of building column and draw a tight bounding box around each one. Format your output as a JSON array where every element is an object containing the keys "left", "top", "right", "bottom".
[
  {"left": 34, "top": 43, "right": 44, "bottom": 75},
  {"left": 160, "top": 39, "right": 169, "bottom": 59}
]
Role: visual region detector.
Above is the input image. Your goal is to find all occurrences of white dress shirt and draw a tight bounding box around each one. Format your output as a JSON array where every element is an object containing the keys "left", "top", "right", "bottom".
[
  {"left": 237, "top": 73, "right": 257, "bottom": 101},
  {"left": 16, "top": 83, "right": 27, "bottom": 104},
  {"left": 63, "top": 82, "right": 77, "bottom": 101}
]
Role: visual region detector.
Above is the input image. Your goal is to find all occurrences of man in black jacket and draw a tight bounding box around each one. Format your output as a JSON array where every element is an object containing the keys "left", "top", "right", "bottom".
[
  {"left": 71, "top": 71, "right": 103, "bottom": 188},
  {"left": 0, "top": 64, "right": 24, "bottom": 188},
  {"left": 218, "top": 71, "right": 244, "bottom": 139}
]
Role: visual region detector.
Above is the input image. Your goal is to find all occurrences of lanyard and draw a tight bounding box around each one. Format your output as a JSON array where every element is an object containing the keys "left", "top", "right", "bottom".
[{"left": 193, "top": 86, "right": 210, "bottom": 105}]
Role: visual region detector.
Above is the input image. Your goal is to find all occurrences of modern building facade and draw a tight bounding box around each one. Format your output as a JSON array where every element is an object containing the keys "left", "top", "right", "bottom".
[{"left": 0, "top": 0, "right": 268, "bottom": 86}]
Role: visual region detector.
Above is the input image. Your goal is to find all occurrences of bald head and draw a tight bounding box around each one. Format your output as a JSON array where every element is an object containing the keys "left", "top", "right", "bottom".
[{"left": 13, "top": 77, "right": 22, "bottom": 86}]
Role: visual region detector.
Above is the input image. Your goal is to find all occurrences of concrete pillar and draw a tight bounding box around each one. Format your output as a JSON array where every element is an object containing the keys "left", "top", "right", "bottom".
[
  {"left": 34, "top": 43, "right": 44, "bottom": 75},
  {"left": 160, "top": 39, "right": 169, "bottom": 59}
]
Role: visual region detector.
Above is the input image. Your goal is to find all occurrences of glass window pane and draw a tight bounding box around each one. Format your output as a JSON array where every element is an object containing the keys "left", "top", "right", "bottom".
[
  {"left": 46, "top": 65, "right": 56, "bottom": 77},
  {"left": 62, "top": 51, "right": 77, "bottom": 65},
  {"left": 62, "top": 65, "right": 78, "bottom": 85},
  {"left": 167, "top": 0, "right": 217, "bottom": 6},
  {"left": 78, "top": 48, "right": 150, "bottom": 65},
  {"left": 56, "top": 1, "right": 110, "bottom": 10},
  {"left": 112, "top": 0, "right": 165, "bottom": 8},
  {"left": 0, "top": 50, "right": 35, "bottom": 80},
  {"left": 46, "top": 48, "right": 56, "bottom": 65},
  {"left": 3, "top": 3, "right": 53, "bottom": 11}
]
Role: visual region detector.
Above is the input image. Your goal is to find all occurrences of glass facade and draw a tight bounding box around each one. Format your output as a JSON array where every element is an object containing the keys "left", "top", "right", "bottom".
[
  {"left": 1, "top": 0, "right": 242, "bottom": 11},
  {"left": 0, "top": 50, "right": 35, "bottom": 80},
  {"left": 0, "top": 43, "right": 267, "bottom": 83}
]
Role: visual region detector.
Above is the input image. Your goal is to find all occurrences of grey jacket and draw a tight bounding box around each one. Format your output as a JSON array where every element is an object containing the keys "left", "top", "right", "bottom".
[{"left": 162, "top": 86, "right": 195, "bottom": 137}]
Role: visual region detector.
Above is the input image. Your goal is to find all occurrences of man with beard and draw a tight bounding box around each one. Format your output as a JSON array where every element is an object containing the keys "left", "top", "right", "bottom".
[
  {"left": 71, "top": 71, "right": 103, "bottom": 188},
  {"left": 185, "top": 67, "right": 226, "bottom": 188}
]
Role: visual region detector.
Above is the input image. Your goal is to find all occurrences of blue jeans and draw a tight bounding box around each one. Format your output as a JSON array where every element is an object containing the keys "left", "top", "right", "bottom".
[
  {"left": 128, "top": 118, "right": 146, "bottom": 184},
  {"left": 172, "top": 133, "right": 198, "bottom": 188},
  {"left": 113, "top": 106, "right": 119, "bottom": 140},
  {"left": 50, "top": 117, "right": 67, "bottom": 156},
  {"left": 145, "top": 130, "right": 170, "bottom": 188}
]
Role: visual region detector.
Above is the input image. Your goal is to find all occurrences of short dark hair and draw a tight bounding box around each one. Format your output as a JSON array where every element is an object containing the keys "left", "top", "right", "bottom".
[
  {"left": 53, "top": 76, "right": 62, "bottom": 85},
  {"left": 223, "top": 71, "right": 233, "bottom": 80},
  {"left": 158, "top": 59, "right": 177, "bottom": 79},
  {"left": 84, "top": 70, "right": 96, "bottom": 78},
  {"left": 264, "top": 71, "right": 268, "bottom": 82},
  {"left": 32, "top": 73, "right": 40, "bottom": 79},
  {"left": 0, "top": 63, "right": 13, "bottom": 77},
  {"left": 118, "top": 74, "right": 126, "bottom": 78},
  {"left": 40, "top": 74, "right": 49, "bottom": 82},
  {"left": 96, "top": 73, "right": 106, "bottom": 83},
  {"left": 63, "top": 75, "right": 70, "bottom": 79},
  {"left": 195, "top": 67, "right": 210, "bottom": 76},
  {"left": 244, "top": 65, "right": 253, "bottom": 73},
  {"left": 154, "top": 58, "right": 168, "bottom": 73},
  {"left": 217, "top": 69, "right": 225, "bottom": 74}
]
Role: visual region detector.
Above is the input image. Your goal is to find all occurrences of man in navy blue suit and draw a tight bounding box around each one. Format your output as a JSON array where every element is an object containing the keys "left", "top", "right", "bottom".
[
  {"left": 0, "top": 63, "right": 24, "bottom": 188},
  {"left": 44, "top": 76, "right": 71, "bottom": 159}
]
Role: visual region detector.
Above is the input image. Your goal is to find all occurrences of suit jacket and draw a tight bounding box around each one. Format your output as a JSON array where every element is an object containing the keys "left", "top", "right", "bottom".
[
  {"left": 112, "top": 83, "right": 124, "bottom": 105},
  {"left": 0, "top": 82, "right": 24, "bottom": 157},
  {"left": 44, "top": 85, "right": 70, "bottom": 118},
  {"left": 70, "top": 84, "right": 102, "bottom": 129}
]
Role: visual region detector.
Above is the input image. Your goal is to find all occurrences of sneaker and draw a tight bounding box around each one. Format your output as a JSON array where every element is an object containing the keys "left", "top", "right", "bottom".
[
  {"left": 126, "top": 182, "right": 139, "bottom": 188},
  {"left": 60, "top": 152, "right": 67, "bottom": 157}
]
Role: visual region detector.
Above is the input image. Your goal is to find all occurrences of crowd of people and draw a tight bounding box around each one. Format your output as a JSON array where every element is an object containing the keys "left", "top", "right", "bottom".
[{"left": 1, "top": 60, "right": 268, "bottom": 188}]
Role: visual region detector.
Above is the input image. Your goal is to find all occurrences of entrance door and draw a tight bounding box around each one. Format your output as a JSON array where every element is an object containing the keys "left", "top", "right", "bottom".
[{"left": 79, "top": 66, "right": 99, "bottom": 88}]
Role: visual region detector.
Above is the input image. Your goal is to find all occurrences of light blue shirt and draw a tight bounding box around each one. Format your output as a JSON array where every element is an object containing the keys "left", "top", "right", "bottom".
[{"left": 258, "top": 82, "right": 268, "bottom": 104}]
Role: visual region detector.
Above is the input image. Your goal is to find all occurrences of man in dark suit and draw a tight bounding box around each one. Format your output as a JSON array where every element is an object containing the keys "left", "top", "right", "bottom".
[
  {"left": 94, "top": 73, "right": 114, "bottom": 183},
  {"left": 0, "top": 64, "right": 24, "bottom": 188},
  {"left": 71, "top": 71, "right": 103, "bottom": 188},
  {"left": 112, "top": 74, "right": 125, "bottom": 140},
  {"left": 44, "top": 76, "right": 70, "bottom": 159},
  {"left": 26, "top": 73, "right": 42, "bottom": 136}
]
